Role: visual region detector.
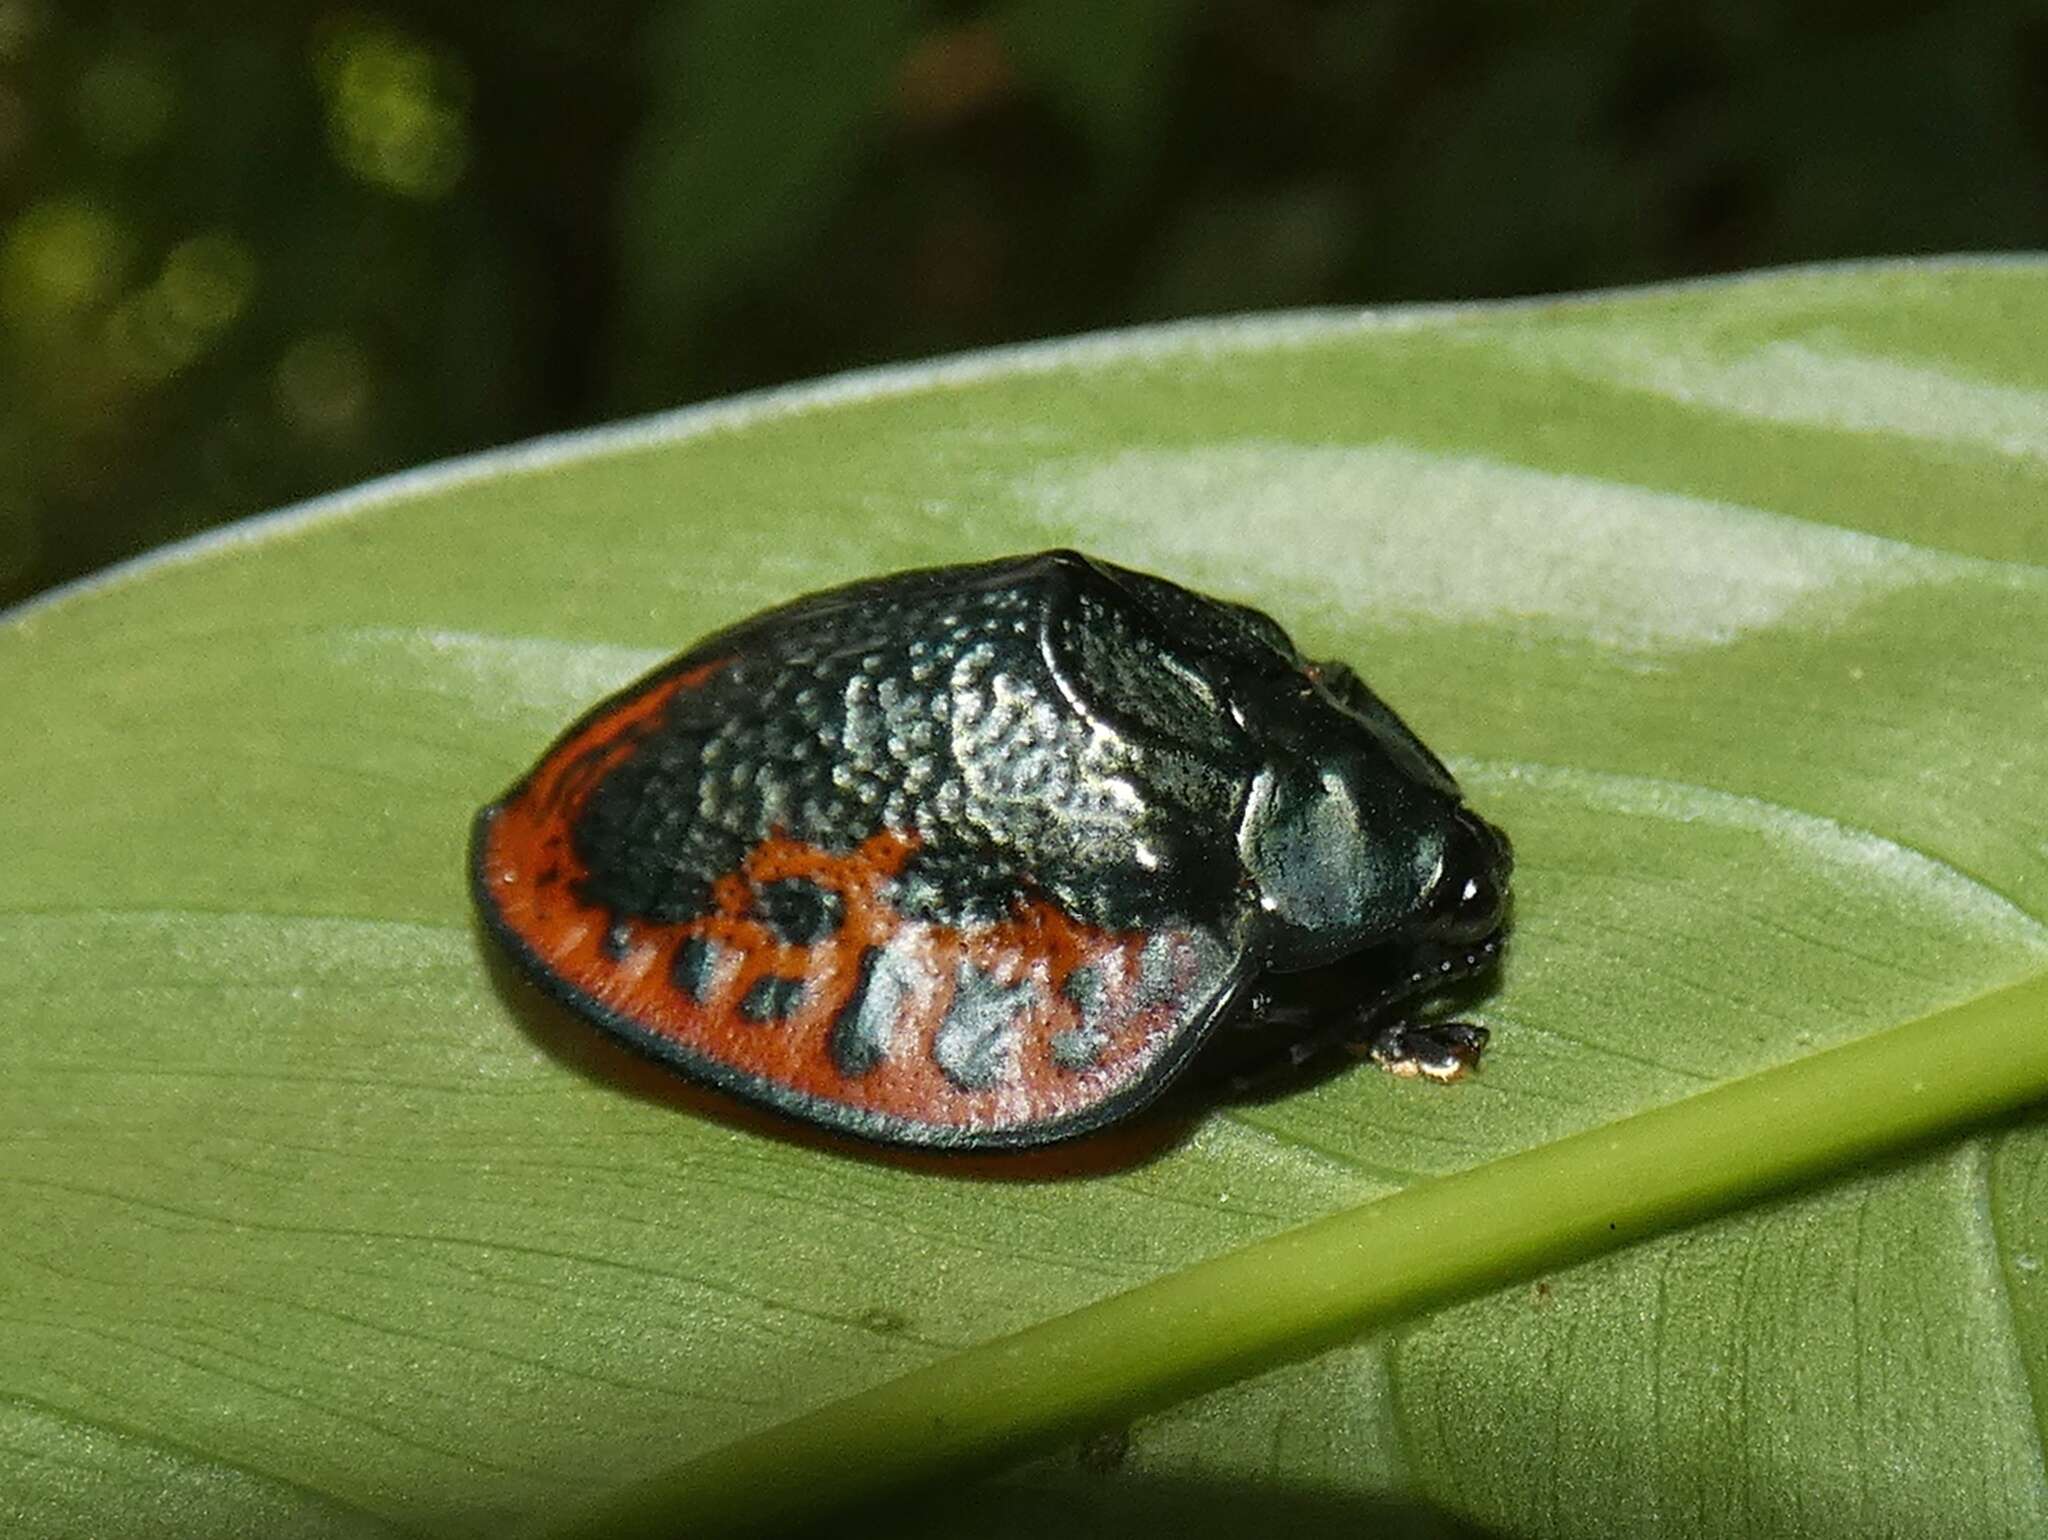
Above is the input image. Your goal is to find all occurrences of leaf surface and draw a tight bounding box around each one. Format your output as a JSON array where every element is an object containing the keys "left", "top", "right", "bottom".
[{"left": 4, "top": 259, "right": 2046, "bottom": 1538}]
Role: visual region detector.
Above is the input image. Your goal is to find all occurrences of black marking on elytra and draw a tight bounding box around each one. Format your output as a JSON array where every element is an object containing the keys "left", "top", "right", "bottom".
[
  {"left": 1051, "top": 937, "right": 1184, "bottom": 1070},
  {"left": 1063, "top": 962, "right": 1111, "bottom": 1030},
  {"left": 670, "top": 936, "right": 722, "bottom": 1001},
  {"left": 1132, "top": 932, "right": 1183, "bottom": 1009},
  {"left": 741, "top": 975, "right": 806, "bottom": 1023},
  {"left": 933, "top": 965, "right": 1035, "bottom": 1090},
  {"left": 601, "top": 919, "right": 633, "bottom": 960},
  {"left": 1050, "top": 1025, "right": 1108, "bottom": 1071},
  {"left": 537, "top": 863, "right": 562, "bottom": 887},
  {"left": 829, "top": 945, "right": 901, "bottom": 1076},
  {"left": 1054, "top": 963, "right": 1114, "bottom": 1069},
  {"left": 892, "top": 841, "right": 1020, "bottom": 929},
  {"left": 752, "top": 878, "right": 844, "bottom": 944}
]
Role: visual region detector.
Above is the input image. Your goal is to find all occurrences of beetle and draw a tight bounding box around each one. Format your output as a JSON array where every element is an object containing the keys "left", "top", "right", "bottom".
[{"left": 470, "top": 549, "right": 1511, "bottom": 1150}]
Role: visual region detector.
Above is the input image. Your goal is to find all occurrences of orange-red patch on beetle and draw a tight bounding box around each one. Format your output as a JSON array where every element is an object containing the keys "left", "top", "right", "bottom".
[{"left": 475, "top": 660, "right": 1226, "bottom": 1141}]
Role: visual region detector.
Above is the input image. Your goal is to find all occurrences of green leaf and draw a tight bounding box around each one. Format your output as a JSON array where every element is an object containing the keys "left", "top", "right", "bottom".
[
  {"left": 5, "top": 258, "right": 2047, "bottom": 1538},
  {"left": 554, "top": 975, "right": 2048, "bottom": 1540}
]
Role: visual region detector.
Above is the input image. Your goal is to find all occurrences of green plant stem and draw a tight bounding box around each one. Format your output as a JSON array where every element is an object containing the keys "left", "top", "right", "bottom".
[{"left": 537, "top": 969, "right": 2048, "bottom": 1540}]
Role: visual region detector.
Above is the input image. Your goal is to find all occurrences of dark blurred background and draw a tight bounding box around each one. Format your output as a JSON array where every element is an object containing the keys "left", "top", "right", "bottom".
[{"left": 5, "top": 2, "right": 2044, "bottom": 607}]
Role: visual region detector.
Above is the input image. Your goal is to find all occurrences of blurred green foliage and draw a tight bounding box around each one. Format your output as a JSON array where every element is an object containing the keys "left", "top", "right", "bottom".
[{"left": 3, "top": 0, "right": 2044, "bottom": 607}]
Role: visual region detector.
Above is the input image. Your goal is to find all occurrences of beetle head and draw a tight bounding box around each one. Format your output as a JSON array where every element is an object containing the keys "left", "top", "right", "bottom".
[
  {"left": 1233, "top": 683, "right": 1512, "bottom": 972},
  {"left": 1036, "top": 553, "right": 1511, "bottom": 964}
]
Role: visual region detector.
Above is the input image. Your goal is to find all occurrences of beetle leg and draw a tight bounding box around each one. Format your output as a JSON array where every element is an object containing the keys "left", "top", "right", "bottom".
[
  {"left": 1213, "top": 1013, "right": 1489, "bottom": 1097},
  {"left": 1356, "top": 1019, "right": 1489, "bottom": 1082},
  {"left": 1206, "top": 932, "right": 1504, "bottom": 1096},
  {"left": 1201, "top": 986, "right": 1344, "bottom": 1094}
]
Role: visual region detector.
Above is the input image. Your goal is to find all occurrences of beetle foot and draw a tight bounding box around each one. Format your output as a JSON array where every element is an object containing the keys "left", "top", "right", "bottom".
[{"left": 1358, "top": 1020, "right": 1489, "bottom": 1082}]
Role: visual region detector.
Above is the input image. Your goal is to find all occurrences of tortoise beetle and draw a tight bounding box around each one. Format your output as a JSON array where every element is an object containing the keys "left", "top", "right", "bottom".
[{"left": 471, "top": 549, "right": 1511, "bottom": 1150}]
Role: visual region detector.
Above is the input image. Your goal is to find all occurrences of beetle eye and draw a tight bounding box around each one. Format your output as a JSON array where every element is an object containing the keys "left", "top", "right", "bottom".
[{"left": 1421, "top": 812, "right": 1511, "bottom": 943}]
